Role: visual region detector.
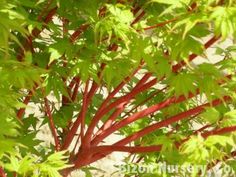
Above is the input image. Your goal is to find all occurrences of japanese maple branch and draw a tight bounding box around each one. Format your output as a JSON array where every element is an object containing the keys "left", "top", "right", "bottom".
[
  {"left": 78, "top": 112, "right": 234, "bottom": 169},
  {"left": 37, "top": 0, "right": 54, "bottom": 21},
  {"left": 98, "top": 75, "right": 156, "bottom": 121},
  {"left": 144, "top": 18, "right": 178, "bottom": 31},
  {"left": 84, "top": 77, "right": 157, "bottom": 146},
  {"left": 113, "top": 35, "right": 218, "bottom": 121},
  {"left": 15, "top": 6, "right": 58, "bottom": 119},
  {"left": 73, "top": 35, "right": 222, "bottom": 166},
  {"left": 113, "top": 96, "right": 231, "bottom": 147},
  {"left": 17, "top": 90, "right": 33, "bottom": 120},
  {"left": 91, "top": 91, "right": 198, "bottom": 146},
  {"left": 80, "top": 81, "right": 89, "bottom": 141},
  {"left": 201, "top": 125, "right": 236, "bottom": 137},
  {"left": 88, "top": 24, "right": 219, "bottom": 139},
  {"left": 95, "top": 102, "right": 127, "bottom": 136},
  {"left": 86, "top": 35, "right": 220, "bottom": 146},
  {"left": 62, "top": 22, "right": 90, "bottom": 103},
  {"left": 88, "top": 125, "right": 236, "bottom": 155},
  {"left": 17, "top": 7, "right": 57, "bottom": 61},
  {"left": 131, "top": 10, "right": 145, "bottom": 26},
  {"left": 95, "top": 72, "right": 154, "bottom": 136},
  {"left": 70, "top": 24, "right": 90, "bottom": 43},
  {"left": 120, "top": 86, "right": 167, "bottom": 119},
  {"left": 72, "top": 62, "right": 146, "bottom": 148},
  {"left": 98, "top": 61, "right": 144, "bottom": 112},
  {"left": 141, "top": 2, "right": 197, "bottom": 31},
  {"left": 74, "top": 123, "right": 236, "bottom": 168},
  {"left": 132, "top": 2, "right": 197, "bottom": 28},
  {"left": 62, "top": 63, "right": 106, "bottom": 149},
  {"left": 16, "top": 21, "right": 88, "bottom": 120},
  {"left": 102, "top": 35, "right": 219, "bottom": 120},
  {"left": 44, "top": 97, "right": 60, "bottom": 151},
  {"left": 61, "top": 81, "right": 90, "bottom": 150},
  {"left": 92, "top": 70, "right": 232, "bottom": 145},
  {"left": 71, "top": 77, "right": 81, "bottom": 102}
]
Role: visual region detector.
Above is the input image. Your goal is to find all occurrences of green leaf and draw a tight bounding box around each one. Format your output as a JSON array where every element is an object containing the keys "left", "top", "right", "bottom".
[
  {"left": 205, "top": 135, "right": 234, "bottom": 147},
  {"left": 82, "top": 168, "right": 93, "bottom": 177},
  {"left": 221, "top": 110, "right": 236, "bottom": 127},
  {"left": 49, "top": 48, "right": 62, "bottom": 64},
  {"left": 210, "top": 7, "right": 236, "bottom": 39},
  {"left": 200, "top": 108, "right": 220, "bottom": 124},
  {"left": 168, "top": 73, "right": 197, "bottom": 97},
  {"left": 39, "top": 151, "right": 72, "bottom": 177}
]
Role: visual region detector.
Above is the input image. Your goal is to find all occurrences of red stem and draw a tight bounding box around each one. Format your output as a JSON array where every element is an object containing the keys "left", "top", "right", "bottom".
[
  {"left": 71, "top": 80, "right": 81, "bottom": 102},
  {"left": 69, "top": 77, "right": 79, "bottom": 90},
  {"left": 132, "top": 73, "right": 152, "bottom": 90},
  {"left": 201, "top": 125, "right": 236, "bottom": 138},
  {"left": 96, "top": 84, "right": 166, "bottom": 138},
  {"left": 91, "top": 145, "right": 162, "bottom": 154},
  {"left": 80, "top": 81, "right": 89, "bottom": 141},
  {"left": 113, "top": 96, "right": 230, "bottom": 147},
  {"left": 37, "top": 0, "right": 54, "bottom": 21},
  {"left": 88, "top": 35, "right": 221, "bottom": 145},
  {"left": 81, "top": 117, "right": 235, "bottom": 168},
  {"left": 91, "top": 91, "right": 198, "bottom": 145},
  {"left": 69, "top": 77, "right": 81, "bottom": 102},
  {"left": 85, "top": 78, "right": 157, "bottom": 146},
  {"left": 62, "top": 81, "right": 89, "bottom": 150},
  {"left": 120, "top": 86, "right": 167, "bottom": 119},
  {"left": 132, "top": 6, "right": 141, "bottom": 15},
  {"left": 15, "top": 7, "right": 58, "bottom": 119},
  {"left": 64, "top": 64, "right": 105, "bottom": 149},
  {"left": 43, "top": 7, "right": 57, "bottom": 24},
  {"left": 98, "top": 63, "right": 143, "bottom": 112},
  {"left": 0, "top": 167, "right": 6, "bottom": 177},
  {"left": 95, "top": 72, "right": 153, "bottom": 135},
  {"left": 144, "top": 18, "right": 178, "bottom": 31},
  {"left": 17, "top": 7, "right": 57, "bottom": 61},
  {"left": 99, "top": 78, "right": 156, "bottom": 121},
  {"left": 195, "top": 124, "right": 211, "bottom": 133},
  {"left": 44, "top": 98, "right": 60, "bottom": 151},
  {"left": 143, "top": 2, "right": 198, "bottom": 31},
  {"left": 131, "top": 10, "right": 145, "bottom": 26},
  {"left": 70, "top": 24, "right": 90, "bottom": 43},
  {"left": 86, "top": 63, "right": 106, "bottom": 104},
  {"left": 95, "top": 102, "right": 127, "bottom": 136},
  {"left": 62, "top": 114, "right": 82, "bottom": 150},
  {"left": 16, "top": 11, "right": 88, "bottom": 122},
  {"left": 95, "top": 35, "right": 218, "bottom": 124},
  {"left": 16, "top": 91, "right": 33, "bottom": 120},
  {"left": 63, "top": 65, "right": 103, "bottom": 149},
  {"left": 70, "top": 34, "right": 220, "bottom": 166},
  {"left": 85, "top": 63, "right": 144, "bottom": 134}
]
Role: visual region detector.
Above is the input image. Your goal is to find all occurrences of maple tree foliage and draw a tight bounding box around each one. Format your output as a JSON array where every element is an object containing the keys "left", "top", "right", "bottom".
[{"left": 1, "top": 0, "right": 236, "bottom": 176}]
